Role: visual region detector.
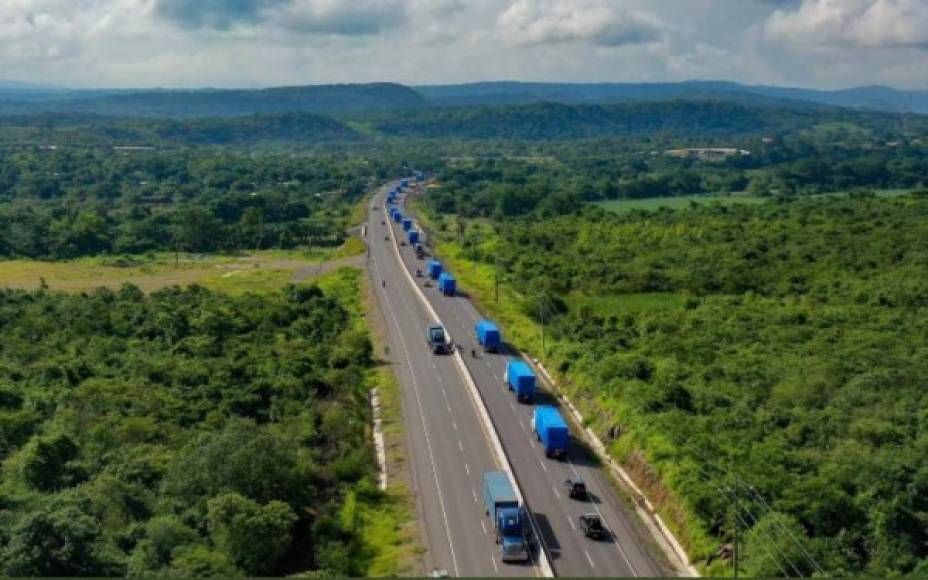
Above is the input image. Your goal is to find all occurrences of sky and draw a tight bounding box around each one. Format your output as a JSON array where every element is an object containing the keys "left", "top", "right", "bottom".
[{"left": 1, "top": 0, "right": 927, "bottom": 90}]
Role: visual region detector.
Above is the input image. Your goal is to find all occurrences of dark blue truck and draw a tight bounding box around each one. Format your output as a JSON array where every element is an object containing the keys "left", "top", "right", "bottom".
[{"left": 483, "top": 472, "right": 530, "bottom": 563}]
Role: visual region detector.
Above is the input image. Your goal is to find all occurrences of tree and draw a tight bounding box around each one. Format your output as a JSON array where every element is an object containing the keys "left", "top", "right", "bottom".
[
  {"left": 207, "top": 492, "right": 297, "bottom": 575},
  {"left": 2, "top": 505, "right": 110, "bottom": 576}
]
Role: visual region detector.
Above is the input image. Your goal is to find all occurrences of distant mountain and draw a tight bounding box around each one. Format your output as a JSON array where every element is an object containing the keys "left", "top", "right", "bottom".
[
  {"left": 415, "top": 81, "right": 928, "bottom": 115},
  {"left": 372, "top": 100, "right": 835, "bottom": 140},
  {"left": 0, "top": 83, "right": 424, "bottom": 118},
  {"left": 0, "top": 111, "right": 362, "bottom": 146},
  {"left": 0, "top": 79, "right": 62, "bottom": 91}
]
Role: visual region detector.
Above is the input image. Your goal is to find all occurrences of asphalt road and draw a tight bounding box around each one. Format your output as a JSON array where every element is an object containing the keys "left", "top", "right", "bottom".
[
  {"left": 382, "top": 183, "right": 671, "bottom": 578},
  {"left": 366, "top": 186, "right": 538, "bottom": 578}
]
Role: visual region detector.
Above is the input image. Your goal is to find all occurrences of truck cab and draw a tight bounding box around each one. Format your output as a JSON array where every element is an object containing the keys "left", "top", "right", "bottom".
[
  {"left": 426, "top": 323, "right": 448, "bottom": 355},
  {"left": 484, "top": 472, "right": 530, "bottom": 563}
]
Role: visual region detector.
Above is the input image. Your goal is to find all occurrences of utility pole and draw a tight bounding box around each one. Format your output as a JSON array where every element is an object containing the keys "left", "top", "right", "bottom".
[{"left": 495, "top": 254, "right": 500, "bottom": 303}]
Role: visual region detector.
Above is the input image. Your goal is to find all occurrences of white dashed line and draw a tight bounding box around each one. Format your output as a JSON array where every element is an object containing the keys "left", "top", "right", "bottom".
[
  {"left": 458, "top": 441, "right": 464, "bottom": 452},
  {"left": 480, "top": 520, "right": 487, "bottom": 534},
  {"left": 584, "top": 550, "right": 596, "bottom": 569},
  {"left": 452, "top": 421, "right": 458, "bottom": 431},
  {"left": 552, "top": 486, "right": 560, "bottom": 499},
  {"left": 464, "top": 463, "right": 471, "bottom": 475},
  {"left": 567, "top": 515, "right": 577, "bottom": 530},
  {"left": 538, "top": 459, "right": 548, "bottom": 472},
  {"left": 491, "top": 558, "right": 499, "bottom": 572},
  {"left": 518, "top": 419, "right": 526, "bottom": 430},
  {"left": 473, "top": 490, "right": 479, "bottom": 504}
]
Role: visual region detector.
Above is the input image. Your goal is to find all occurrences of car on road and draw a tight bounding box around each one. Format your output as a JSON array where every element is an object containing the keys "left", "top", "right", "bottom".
[
  {"left": 564, "top": 477, "right": 587, "bottom": 500},
  {"left": 579, "top": 513, "right": 606, "bottom": 540}
]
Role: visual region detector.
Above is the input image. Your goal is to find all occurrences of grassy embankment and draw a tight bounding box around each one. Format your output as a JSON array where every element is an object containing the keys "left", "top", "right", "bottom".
[
  {"left": 411, "top": 201, "right": 714, "bottom": 566},
  {"left": 317, "top": 266, "right": 422, "bottom": 576}
]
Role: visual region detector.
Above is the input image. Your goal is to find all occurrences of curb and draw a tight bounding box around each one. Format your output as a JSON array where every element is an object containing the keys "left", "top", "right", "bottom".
[{"left": 386, "top": 187, "right": 555, "bottom": 578}]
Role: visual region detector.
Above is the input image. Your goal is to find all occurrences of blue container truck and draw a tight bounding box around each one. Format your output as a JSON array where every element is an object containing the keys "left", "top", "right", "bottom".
[
  {"left": 428, "top": 260, "right": 443, "bottom": 279},
  {"left": 476, "top": 320, "right": 501, "bottom": 353},
  {"left": 393, "top": 211, "right": 403, "bottom": 223},
  {"left": 408, "top": 229, "right": 420, "bottom": 245},
  {"left": 402, "top": 218, "right": 413, "bottom": 232},
  {"left": 483, "top": 472, "right": 530, "bottom": 563},
  {"left": 505, "top": 360, "right": 535, "bottom": 403},
  {"left": 438, "top": 273, "right": 456, "bottom": 296},
  {"left": 533, "top": 406, "right": 569, "bottom": 458}
]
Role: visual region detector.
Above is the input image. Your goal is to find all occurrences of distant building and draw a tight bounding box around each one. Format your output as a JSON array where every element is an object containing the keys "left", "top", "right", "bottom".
[{"left": 664, "top": 148, "right": 751, "bottom": 161}]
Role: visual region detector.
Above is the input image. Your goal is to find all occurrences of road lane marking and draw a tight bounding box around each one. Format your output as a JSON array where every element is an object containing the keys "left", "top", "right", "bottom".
[
  {"left": 452, "top": 421, "right": 458, "bottom": 431},
  {"left": 518, "top": 419, "right": 526, "bottom": 430},
  {"left": 481, "top": 520, "right": 487, "bottom": 535},
  {"left": 370, "top": 256, "right": 460, "bottom": 577},
  {"left": 458, "top": 441, "right": 464, "bottom": 452},
  {"left": 567, "top": 456, "right": 638, "bottom": 576},
  {"left": 493, "top": 374, "right": 499, "bottom": 381},
  {"left": 464, "top": 463, "right": 470, "bottom": 475},
  {"left": 567, "top": 515, "right": 577, "bottom": 530},
  {"left": 491, "top": 558, "right": 499, "bottom": 573},
  {"left": 552, "top": 486, "right": 560, "bottom": 499},
  {"left": 529, "top": 438, "right": 536, "bottom": 448},
  {"left": 446, "top": 403, "right": 452, "bottom": 414},
  {"left": 585, "top": 550, "right": 596, "bottom": 569},
  {"left": 473, "top": 490, "right": 478, "bottom": 504},
  {"left": 538, "top": 459, "right": 548, "bottom": 472}
]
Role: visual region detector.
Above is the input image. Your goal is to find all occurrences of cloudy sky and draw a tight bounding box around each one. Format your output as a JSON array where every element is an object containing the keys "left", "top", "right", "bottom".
[{"left": 1, "top": 0, "right": 927, "bottom": 89}]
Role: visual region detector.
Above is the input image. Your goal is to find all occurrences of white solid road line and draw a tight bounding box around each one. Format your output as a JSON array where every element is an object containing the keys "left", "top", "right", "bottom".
[{"left": 371, "top": 250, "right": 461, "bottom": 576}]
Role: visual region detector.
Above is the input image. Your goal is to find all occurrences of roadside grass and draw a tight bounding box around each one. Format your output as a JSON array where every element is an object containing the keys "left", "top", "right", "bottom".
[
  {"left": 333, "top": 235, "right": 367, "bottom": 259},
  {"left": 322, "top": 265, "right": 423, "bottom": 576}
]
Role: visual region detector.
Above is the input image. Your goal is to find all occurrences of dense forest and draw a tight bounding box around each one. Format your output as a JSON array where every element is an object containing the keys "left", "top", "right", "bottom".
[
  {"left": 427, "top": 194, "right": 928, "bottom": 576},
  {"left": 0, "top": 281, "right": 383, "bottom": 576},
  {"left": 0, "top": 148, "right": 385, "bottom": 258}
]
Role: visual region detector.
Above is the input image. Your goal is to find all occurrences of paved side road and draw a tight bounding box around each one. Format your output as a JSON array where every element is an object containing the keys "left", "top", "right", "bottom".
[
  {"left": 365, "top": 187, "right": 538, "bottom": 578},
  {"left": 393, "top": 187, "right": 671, "bottom": 577}
]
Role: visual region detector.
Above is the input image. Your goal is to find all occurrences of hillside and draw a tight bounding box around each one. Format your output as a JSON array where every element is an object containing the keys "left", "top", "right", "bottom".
[
  {"left": 0, "top": 83, "right": 423, "bottom": 118},
  {"left": 416, "top": 81, "right": 928, "bottom": 114},
  {"left": 369, "top": 100, "right": 917, "bottom": 140}
]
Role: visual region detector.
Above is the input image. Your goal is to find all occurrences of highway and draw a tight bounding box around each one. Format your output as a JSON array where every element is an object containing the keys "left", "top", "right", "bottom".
[
  {"left": 374, "top": 180, "right": 671, "bottom": 577},
  {"left": 366, "top": 185, "right": 538, "bottom": 577}
]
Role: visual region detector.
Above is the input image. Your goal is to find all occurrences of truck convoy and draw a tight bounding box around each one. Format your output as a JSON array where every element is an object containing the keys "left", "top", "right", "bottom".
[
  {"left": 483, "top": 472, "right": 531, "bottom": 563},
  {"left": 438, "top": 273, "right": 456, "bottom": 296},
  {"left": 426, "top": 323, "right": 448, "bottom": 355},
  {"left": 505, "top": 360, "right": 535, "bottom": 403},
  {"left": 475, "top": 320, "right": 501, "bottom": 353},
  {"left": 533, "top": 406, "right": 569, "bottom": 458}
]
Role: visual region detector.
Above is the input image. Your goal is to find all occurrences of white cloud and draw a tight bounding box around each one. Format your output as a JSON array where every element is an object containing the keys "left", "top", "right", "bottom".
[
  {"left": 267, "top": 0, "right": 407, "bottom": 35},
  {"left": 497, "top": 0, "right": 664, "bottom": 47},
  {"left": 765, "top": 0, "right": 928, "bottom": 49}
]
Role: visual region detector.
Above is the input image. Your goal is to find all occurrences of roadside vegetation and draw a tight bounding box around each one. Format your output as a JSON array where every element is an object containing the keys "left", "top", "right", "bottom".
[{"left": 419, "top": 189, "right": 928, "bottom": 576}]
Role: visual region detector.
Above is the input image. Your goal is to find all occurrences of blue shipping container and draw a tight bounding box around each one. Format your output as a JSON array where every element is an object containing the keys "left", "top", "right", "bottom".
[
  {"left": 393, "top": 211, "right": 403, "bottom": 223},
  {"left": 505, "top": 360, "right": 535, "bottom": 402},
  {"left": 438, "top": 272, "right": 456, "bottom": 296},
  {"left": 534, "top": 406, "right": 569, "bottom": 458},
  {"left": 427, "top": 260, "right": 443, "bottom": 279},
  {"left": 408, "top": 229, "right": 419, "bottom": 245},
  {"left": 402, "top": 218, "right": 413, "bottom": 232},
  {"left": 476, "top": 320, "right": 501, "bottom": 353}
]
